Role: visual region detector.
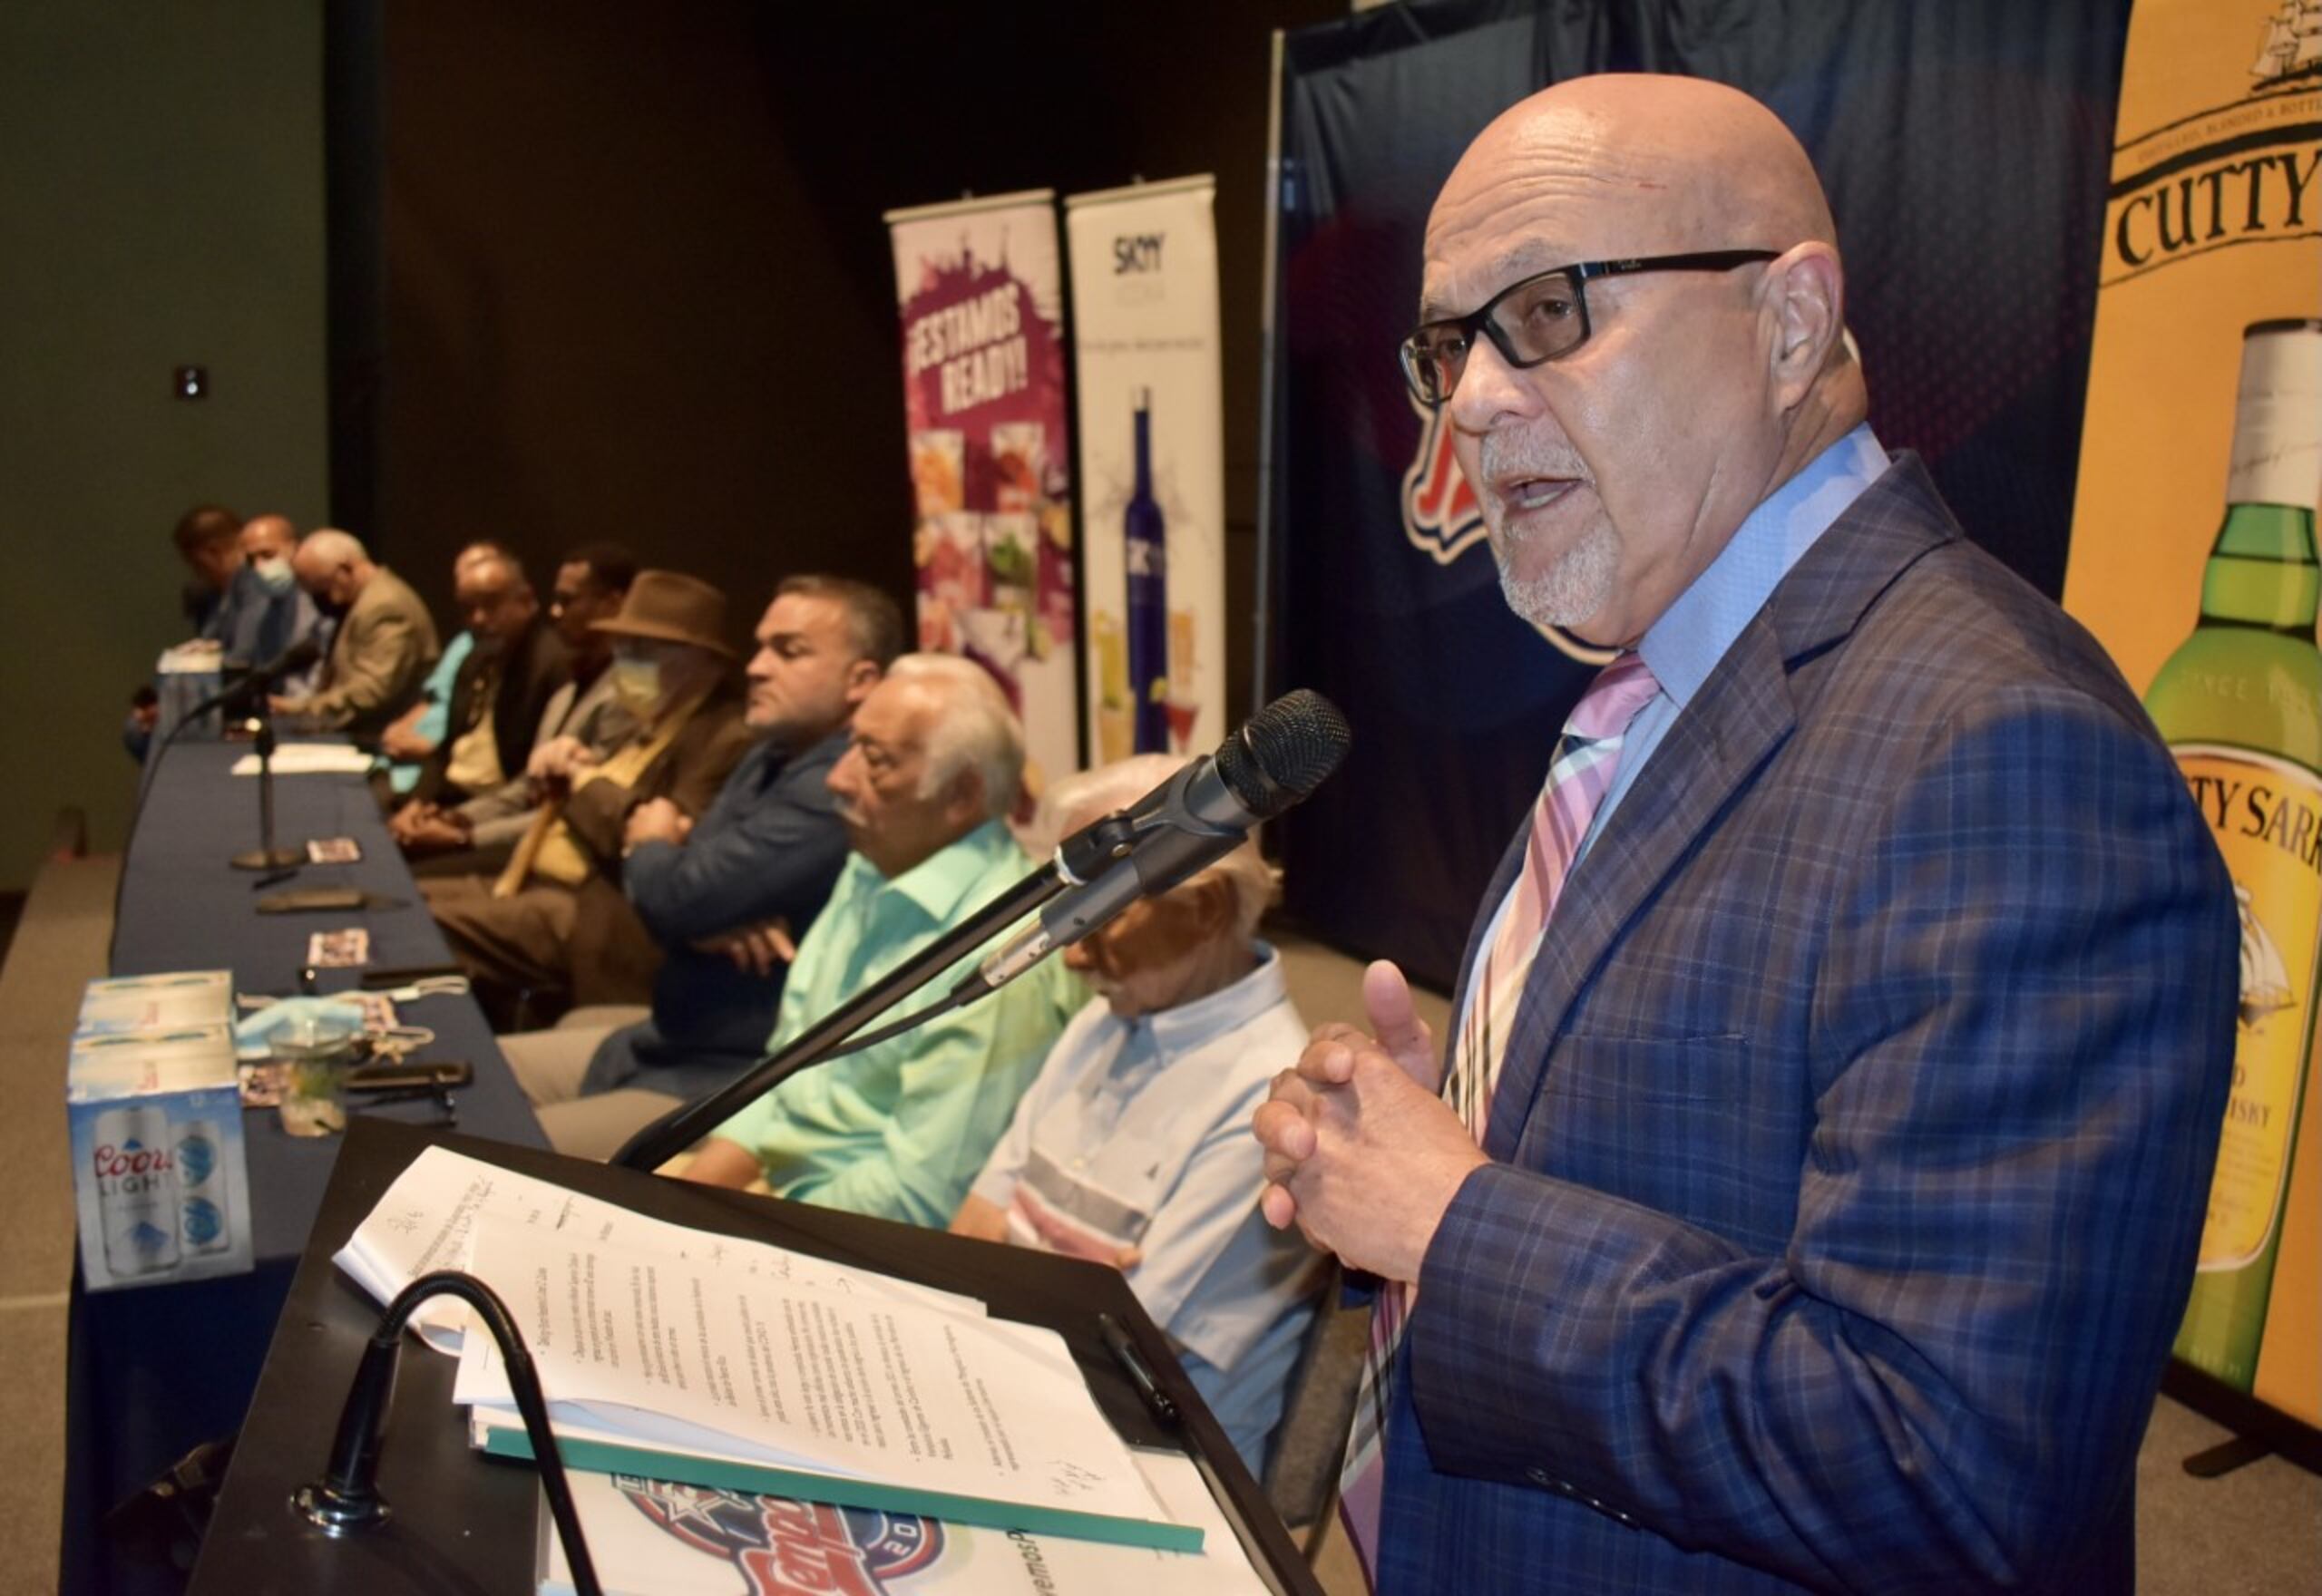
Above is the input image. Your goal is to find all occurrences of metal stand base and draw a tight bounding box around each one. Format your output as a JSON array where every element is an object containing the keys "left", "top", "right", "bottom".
[{"left": 231, "top": 846, "right": 307, "bottom": 871}]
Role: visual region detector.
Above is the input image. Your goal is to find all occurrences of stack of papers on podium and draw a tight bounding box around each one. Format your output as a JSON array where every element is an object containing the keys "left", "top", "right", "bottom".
[
  {"left": 229, "top": 744, "right": 376, "bottom": 776},
  {"left": 338, "top": 1149, "right": 1214, "bottom": 1555},
  {"left": 338, "top": 1147, "right": 980, "bottom": 1352}
]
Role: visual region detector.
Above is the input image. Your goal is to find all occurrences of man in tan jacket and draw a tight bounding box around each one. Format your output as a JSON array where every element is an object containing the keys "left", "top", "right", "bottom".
[
  {"left": 421, "top": 570, "right": 755, "bottom": 1027},
  {"left": 269, "top": 528, "right": 440, "bottom": 735}
]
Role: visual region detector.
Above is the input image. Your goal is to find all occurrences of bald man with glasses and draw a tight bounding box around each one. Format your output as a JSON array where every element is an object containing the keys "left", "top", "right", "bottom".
[{"left": 1255, "top": 73, "right": 2235, "bottom": 1595}]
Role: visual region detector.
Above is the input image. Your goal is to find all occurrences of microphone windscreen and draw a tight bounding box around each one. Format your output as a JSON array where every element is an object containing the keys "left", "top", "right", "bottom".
[{"left": 1215, "top": 689, "right": 1351, "bottom": 819}]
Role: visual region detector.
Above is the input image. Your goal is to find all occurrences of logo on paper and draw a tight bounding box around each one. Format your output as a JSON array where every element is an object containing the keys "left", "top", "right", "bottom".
[{"left": 616, "top": 1476, "right": 944, "bottom": 1595}]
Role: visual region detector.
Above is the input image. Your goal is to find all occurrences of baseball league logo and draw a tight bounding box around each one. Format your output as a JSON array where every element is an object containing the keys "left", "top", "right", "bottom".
[
  {"left": 615, "top": 1475, "right": 945, "bottom": 1595},
  {"left": 1399, "top": 394, "right": 1610, "bottom": 664}
]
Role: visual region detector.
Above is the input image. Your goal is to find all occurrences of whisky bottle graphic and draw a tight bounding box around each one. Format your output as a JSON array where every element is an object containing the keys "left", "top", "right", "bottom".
[
  {"left": 1124, "top": 387, "right": 1170, "bottom": 754},
  {"left": 2145, "top": 318, "right": 2322, "bottom": 1391}
]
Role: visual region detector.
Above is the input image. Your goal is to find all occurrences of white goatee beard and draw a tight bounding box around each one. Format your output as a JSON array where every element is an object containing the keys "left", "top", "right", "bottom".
[
  {"left": 1474, "top": 433, "right": 1619, "bottom": 628},
  {"left": 1491, "top": 512, "right": 1620, "bottom": 629}
]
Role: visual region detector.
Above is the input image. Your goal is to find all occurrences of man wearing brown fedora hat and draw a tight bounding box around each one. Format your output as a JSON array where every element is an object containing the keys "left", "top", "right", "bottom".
[{"left": 420, "top": 569, "right": 756, "bottom": 1028}]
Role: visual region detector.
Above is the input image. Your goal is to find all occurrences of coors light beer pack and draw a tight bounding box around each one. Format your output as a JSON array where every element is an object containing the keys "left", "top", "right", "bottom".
[{"left": 68, "top": 974, "right": 251, "bottom": 1291}]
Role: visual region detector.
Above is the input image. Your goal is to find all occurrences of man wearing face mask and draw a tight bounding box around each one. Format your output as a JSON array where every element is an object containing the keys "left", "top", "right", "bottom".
[
  {"left": 502, "top": 575, "right": 902, "bottom": 1158},
  {"left": 270, "top": 528, "right": 440, "bottom": 736},
  {"left": 421, "top": 569, "right": 755, "bottom": 1027},
  {"left": 950, "top": 755, "right": 1323, "bottom": 1474},
  {"left": 222, "top": 514, "right": 325, "bottom": 676},
  {"left": 126, "top": 508, "right": 324, "bottom": 756}
]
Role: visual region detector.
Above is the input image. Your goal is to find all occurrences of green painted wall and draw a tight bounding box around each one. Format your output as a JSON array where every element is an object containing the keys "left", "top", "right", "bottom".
[{"left": 0, "top": 5, "right": 327, "bottom": 891}]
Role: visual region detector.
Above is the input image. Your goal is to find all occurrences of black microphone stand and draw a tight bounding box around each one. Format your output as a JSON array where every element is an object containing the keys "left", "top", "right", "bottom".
[
  {"left": 296, "top": 1270, "right": 601, "bottom": 1596},
  {"left": 610, "top": 860, "right": 1075, "bottom": 1172},
  {"left": 229, "top": 691, "right": 306, "bottom": 871}
]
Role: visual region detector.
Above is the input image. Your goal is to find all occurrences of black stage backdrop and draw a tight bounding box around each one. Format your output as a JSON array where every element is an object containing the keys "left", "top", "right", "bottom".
[{"left": 1266, "top": 0, "right": 2133, "bottom": 990}]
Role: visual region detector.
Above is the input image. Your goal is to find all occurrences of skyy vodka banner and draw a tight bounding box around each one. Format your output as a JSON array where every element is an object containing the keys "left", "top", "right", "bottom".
[
  {"left": 886, "top": 190, "right": 1080, "bottom": 805},
  {"left": 1064, "top": 177, "right": 1226, "bottom": 767},
  {"left": 2061, "top": 0, "right": 2322, "bottom": 1422}
]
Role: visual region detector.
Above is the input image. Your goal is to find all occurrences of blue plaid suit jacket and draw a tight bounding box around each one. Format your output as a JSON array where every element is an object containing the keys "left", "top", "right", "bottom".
[{"left": 1375, "top": 457, "right": 2237, "bottom": 1593}]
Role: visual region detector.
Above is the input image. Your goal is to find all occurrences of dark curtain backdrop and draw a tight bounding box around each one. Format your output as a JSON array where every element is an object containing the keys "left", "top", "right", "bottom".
[
  {"left": 1268, "top": 0, "right": 2134, "bottom": 989},
  {"left": 369, "top": 0, "right": 1340, "bottom": 679}
]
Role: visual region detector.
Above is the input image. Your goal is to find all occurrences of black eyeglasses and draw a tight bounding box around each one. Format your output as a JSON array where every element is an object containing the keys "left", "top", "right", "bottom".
[{"left": 1397, "top": 249, "right": 1781, "bottom": 407}]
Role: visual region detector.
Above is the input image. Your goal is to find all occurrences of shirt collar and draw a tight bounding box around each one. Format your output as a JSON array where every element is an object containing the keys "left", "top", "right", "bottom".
[
  {"left": 1140, "top": 941, "right": 1289, "bottom": 1055},
  {"left": 1638, "top": 423, "right": 1887, "bottom": 709},
  {"left": 859, "top": 818, "right": 1022, "bottom": 924}
]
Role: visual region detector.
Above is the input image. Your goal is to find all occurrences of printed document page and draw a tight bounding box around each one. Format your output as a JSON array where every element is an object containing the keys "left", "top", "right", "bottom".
[{"left": 337, "top": 1146, "right": 982, "bottom": 1350}]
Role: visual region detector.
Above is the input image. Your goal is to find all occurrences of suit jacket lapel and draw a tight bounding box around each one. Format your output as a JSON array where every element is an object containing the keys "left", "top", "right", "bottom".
[{"left": 1482, "top": 453, "right": 1963, "bottom": 1159}]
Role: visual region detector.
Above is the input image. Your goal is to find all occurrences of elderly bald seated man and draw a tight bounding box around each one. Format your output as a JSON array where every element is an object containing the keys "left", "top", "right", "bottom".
[
  {"left": 270, "top": 528, "right": 442, "bottom": 736},
  {"left": 950, "top": 754, "right": 1323, "bottom": 1474},
  {"left": 1251, "top": 73, "right": 2235, "bottom": 1593},
  {"left": 683, "top": 653, "right": 1081, "bottom": 1227}
]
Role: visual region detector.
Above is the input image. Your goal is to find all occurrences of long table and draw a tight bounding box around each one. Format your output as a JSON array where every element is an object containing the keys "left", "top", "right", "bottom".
[{"left": 66, "top": 739, "right": 545, "bottom": 1593}]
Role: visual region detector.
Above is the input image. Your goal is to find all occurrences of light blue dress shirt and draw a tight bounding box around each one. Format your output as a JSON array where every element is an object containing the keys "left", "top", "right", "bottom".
[
  {"left": 970, "top": 944, "right": 1322, "bottom": 1473},
  {"left": 1585, "top": 423, "right": 1891, "bottom": 859},
  {"left": 383, "top": 630, "right": 473, "bottom": 796},
  {"left": 1461, "top": 426, "right": 1891, "bottom": 1005}
]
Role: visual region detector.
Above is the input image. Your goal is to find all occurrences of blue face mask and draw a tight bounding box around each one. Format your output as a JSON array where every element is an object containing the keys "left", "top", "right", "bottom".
[
  {"left": 233, "top": 997, "right": 362, "bottom": 1061},
  {"left": 253, "top": 556, "right": 296, "bottom": 594}
]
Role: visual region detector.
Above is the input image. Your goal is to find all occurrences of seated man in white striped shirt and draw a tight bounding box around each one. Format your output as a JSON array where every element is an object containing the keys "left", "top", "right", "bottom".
[{"left": 951, "top": 756, "right": 1325, "bottom": 1472}]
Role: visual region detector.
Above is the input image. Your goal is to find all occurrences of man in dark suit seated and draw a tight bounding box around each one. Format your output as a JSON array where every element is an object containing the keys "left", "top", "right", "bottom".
[
  {"left": 391, "top": 543, "right": 639, "bottom": 872},
  {"left": 501, "top": 576, "right": 904, "bottom": 1158},
  {"left": 1254, "top": 73, "right": 2237, "bottom": 1594},
  {"left": 405, "top": 547, "right": 571, "bottom": 807}
]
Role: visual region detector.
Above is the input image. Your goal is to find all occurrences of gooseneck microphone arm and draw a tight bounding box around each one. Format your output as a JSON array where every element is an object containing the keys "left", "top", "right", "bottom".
[{"left": 295, "top": 1270, "right": 602, "bottom": 1596}]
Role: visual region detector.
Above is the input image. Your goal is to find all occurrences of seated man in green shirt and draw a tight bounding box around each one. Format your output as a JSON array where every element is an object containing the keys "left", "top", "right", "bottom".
[{"left": 683, "top": 652, "right": 1081, "bottom": 1226}]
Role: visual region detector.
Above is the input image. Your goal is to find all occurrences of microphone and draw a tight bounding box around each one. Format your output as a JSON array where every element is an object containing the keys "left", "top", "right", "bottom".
[
  {"left": 182, "top": 636, "right": 325, "bottom": 718},
  {"left": 962, "top": 689, "right": 1351, "bottom": 994},
  {"left": 613, "top": 689, "right": 1351, "bottom": 1172}
]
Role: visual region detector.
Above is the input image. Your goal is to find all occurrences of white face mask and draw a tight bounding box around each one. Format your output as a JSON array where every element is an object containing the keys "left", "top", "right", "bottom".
[
  {"left": 610, "top": 656, "right": 663, "bottom": 715},
  {"left": 254, "top": 556, "right": 296, "bottom": 594}
]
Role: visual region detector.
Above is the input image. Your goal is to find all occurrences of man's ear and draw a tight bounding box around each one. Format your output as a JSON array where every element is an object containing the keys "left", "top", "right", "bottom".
[
  {"left": 1180, "top": 873, "right": 1236, "bottom": 939},
  {"left": 942, "top": 767, "right": 988, "bottom": 832},
  {"left": 844, "top": 660, "right": 883, "bottom": 708},
  {"left": 1765, "top": 242, "right": 1844, "bottom": 411}
]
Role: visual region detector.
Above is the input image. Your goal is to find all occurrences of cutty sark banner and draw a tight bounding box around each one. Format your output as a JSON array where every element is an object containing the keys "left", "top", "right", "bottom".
[{"left": 2063, "top": 0, "right": 2322, "bottom": 1425}]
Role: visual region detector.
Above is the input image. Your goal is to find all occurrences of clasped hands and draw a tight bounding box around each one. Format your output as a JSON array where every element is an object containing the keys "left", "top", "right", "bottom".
[
  {"left": 388, "top": 799, "right": 470, "bottom": 853},
  {"left": 1254, "top": 959, "right": 1488, "bottom": 1286},
  {"left": 526, "top": 735, "right": 600, "bottom": 795}
]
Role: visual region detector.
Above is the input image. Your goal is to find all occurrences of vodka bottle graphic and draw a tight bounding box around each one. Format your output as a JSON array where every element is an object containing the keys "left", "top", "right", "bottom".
[
  {"left": 1124, "top": 388, "right": 1170, "bottom": 754},
  {"left": 2145, "top": 318, "right": 2322, "bottom": 1391}
]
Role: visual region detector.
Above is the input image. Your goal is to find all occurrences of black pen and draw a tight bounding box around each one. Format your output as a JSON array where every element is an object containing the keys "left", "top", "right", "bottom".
[{"left": 1098, "top": 1311, "right": 1180, "bottom": 1427}]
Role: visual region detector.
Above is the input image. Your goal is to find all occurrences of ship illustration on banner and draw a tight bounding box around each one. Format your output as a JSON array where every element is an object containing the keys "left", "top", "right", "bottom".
[{"left": 2251, "top": 0, "right": 2322, "bottom": 88}]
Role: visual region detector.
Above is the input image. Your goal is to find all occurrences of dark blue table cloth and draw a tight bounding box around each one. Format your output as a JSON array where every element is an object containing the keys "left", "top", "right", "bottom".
[{"left": 70, "top": 737, "right": 544, "bottom": 1592}]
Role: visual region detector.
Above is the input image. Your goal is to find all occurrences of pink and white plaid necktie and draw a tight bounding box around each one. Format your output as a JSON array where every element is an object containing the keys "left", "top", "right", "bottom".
[{"left": 1336, "top": 651, "right": 1662, "bottom": 1580}]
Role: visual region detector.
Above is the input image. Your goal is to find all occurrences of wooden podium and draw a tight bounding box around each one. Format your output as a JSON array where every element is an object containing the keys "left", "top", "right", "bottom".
[{"left": 185, "top": 1117, "right": 1322, "bottom": 1593}]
